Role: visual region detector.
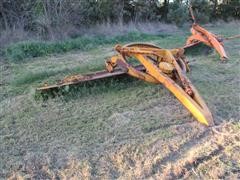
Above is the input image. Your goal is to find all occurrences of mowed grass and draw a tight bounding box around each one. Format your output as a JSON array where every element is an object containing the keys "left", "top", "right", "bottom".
[{"left": 0, "top": 22, "right": 240, "bottom": 179}]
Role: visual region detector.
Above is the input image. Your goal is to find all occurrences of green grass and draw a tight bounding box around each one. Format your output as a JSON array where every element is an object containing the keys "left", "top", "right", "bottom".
[
  {"left": 0, "top": 22, "right": 240, "bottom": 179},
  {"left": 4, "top": 32, "right": 170, "bottom": 62}
]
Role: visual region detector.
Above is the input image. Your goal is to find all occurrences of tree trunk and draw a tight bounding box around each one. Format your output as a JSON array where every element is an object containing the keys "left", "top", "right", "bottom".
[
  {"left": 212, "top": 0, "right": 218, "bottom": 18},
  {"left": 162, "top": 0, "right": 169, "bottom": 21},
  {"left": 0, "top": 1, "right": 9, "bottom": 30}
]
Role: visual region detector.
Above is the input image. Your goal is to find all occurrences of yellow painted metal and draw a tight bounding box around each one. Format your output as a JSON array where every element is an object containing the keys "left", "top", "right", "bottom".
[
  {"left": 159, "top": 62, "right": 174, "bottom": 74},
  {"left": 38, "top": 42, "right": 214, "bottom": 126},
  {"left": 186, "top": 24, "right": 228, "bottom": 60},
  {"left": 106, "top": 55, "right": 159, "bottom": 84},
  {"left": 107, "top": 44, "right": 214, "bottom": 126},
  {"left": 187, "top": 6, "right": 228, "bottom": 60},
  {"left": 36, "top": 8, "right": 240, "bottom": 127}
]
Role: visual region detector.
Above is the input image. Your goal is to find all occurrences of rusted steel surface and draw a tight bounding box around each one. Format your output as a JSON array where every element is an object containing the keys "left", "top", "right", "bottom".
[
  {"left": 182, "top": 41, "right": 201, "bottom": 49},
  {"left": 36, "top": 65, "right": 145, "bottom": 91}
]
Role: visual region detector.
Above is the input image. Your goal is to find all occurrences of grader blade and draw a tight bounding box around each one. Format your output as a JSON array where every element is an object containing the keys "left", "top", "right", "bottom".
[
  {"left": 186, "top": 6, "right": 228, "bottom": 60},
  {"left": 36, "top": 43, "right": 162, "bottom": 92},
  {"left": 36, "top": 65, "right": 145, "bottom": 91}
]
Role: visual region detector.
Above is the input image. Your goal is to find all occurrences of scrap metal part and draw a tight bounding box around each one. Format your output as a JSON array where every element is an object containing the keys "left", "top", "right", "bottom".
[
  {"left": 36, "top": 65, "right": 145, "bottom": 91},
  {"left": 186, "top": 6, "right": 228, "bottom": 60}
]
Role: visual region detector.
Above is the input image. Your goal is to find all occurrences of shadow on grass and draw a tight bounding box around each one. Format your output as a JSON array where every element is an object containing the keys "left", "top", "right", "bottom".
[{"left": 185, "top": 43, "right": 213, "bottom": 56}]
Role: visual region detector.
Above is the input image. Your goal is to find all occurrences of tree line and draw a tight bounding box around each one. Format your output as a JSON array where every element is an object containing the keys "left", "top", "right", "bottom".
[{"left": 0, "top": 0, "right": 239, "bottom": 39}]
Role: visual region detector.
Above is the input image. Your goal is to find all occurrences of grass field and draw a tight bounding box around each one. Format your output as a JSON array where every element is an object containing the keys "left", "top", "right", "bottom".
[{"left": 0, "top": 22, "right": 240, "bottom": 179}]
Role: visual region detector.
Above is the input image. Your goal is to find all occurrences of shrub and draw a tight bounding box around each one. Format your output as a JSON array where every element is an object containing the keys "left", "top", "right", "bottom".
[
  {"left": 167, "top": 2, "right": 188, "bottom": 27},
  {"left": 218, "top": 1, "right": 240, "bottom": 21},
  {"left": 191, "top": 0, "right": 211, "bottom": 23}
]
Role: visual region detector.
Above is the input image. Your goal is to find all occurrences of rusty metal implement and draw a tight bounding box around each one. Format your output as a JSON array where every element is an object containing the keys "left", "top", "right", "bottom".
[
  {"left": 37, "top": 43, "right": 214, "bottom": 126},
  {"left": 37, "top": 7, "right": 239, "bottom": 126},
  {"left": 185, "top": 6, "right": 228, "bottom": 60}
]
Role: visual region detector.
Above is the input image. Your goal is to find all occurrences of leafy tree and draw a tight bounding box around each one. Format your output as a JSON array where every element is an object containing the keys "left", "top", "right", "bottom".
[
  {"left": 218, "top": 0, "right": 240, "bottom": 20},
  {"left": 167, "top": 1, "right": 188, "bottom": 26},
  {"left": 191, "top": 0, "right": 211, "bottom": 23},
  {"left": 0, "top": 0, "right": 239, "bottom": 40}
]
